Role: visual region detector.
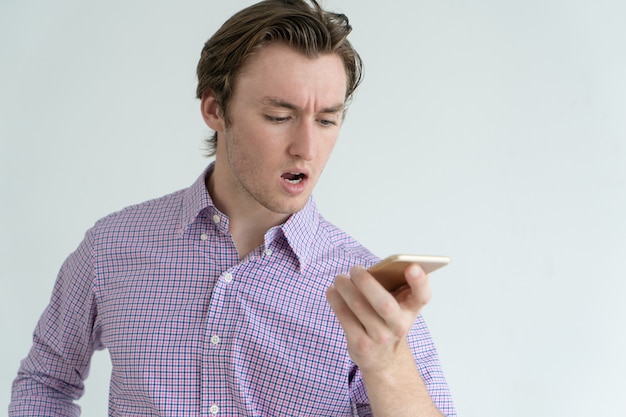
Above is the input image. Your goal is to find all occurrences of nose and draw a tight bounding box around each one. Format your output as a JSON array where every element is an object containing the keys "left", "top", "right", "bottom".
[{"left": 288, "top": 120, "right": 316, "bottom": 161}]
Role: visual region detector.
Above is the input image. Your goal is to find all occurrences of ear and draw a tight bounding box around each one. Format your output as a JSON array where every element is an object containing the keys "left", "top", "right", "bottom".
[{"left": 200, "top": 91, "right": 225, "bottom": 132}]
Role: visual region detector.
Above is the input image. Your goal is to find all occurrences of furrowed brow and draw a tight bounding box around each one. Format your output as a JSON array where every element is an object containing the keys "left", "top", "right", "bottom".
[
  {"left": 320, "top": 103, "right": 346, "bottom": 114},
  {"left": 262, "top": 97, "right": 345, "bottom": 114},
  {"left": 263, "top": 97, "right": 298, "bottom": 111}
]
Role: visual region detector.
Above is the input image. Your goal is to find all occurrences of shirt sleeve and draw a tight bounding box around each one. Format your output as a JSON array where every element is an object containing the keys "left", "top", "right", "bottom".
[
  {"left": 408, "top": 315, "right": 457, "bottom": 417},
  {"left": 9, "top": 228, "right": 101, "bottom": 417},
  {"left": 349, "top": 314, "right": 457, "bottom": 417}
]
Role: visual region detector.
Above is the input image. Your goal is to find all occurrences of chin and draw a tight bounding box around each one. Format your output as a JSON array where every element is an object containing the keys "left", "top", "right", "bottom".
[{"left": 268, "top": 198, "right": 308, "bottom": 217}]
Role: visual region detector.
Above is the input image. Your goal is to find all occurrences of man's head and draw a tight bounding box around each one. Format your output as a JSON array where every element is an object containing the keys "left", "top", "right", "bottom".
[{"left": 196, "top": 0, "right": 363, "bottom": 156}]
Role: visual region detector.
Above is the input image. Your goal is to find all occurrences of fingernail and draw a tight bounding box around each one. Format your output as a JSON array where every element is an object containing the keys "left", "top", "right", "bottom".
[
  {"left": 349, "top": 265, "right": 364, "bottom": 276},
  {"left": 407, "top": 264, "right": 422, "bottom": 278}
]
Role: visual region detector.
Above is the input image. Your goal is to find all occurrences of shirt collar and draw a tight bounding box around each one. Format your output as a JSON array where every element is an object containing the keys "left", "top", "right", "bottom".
[
  {"left": 179, "top": 163, "right": 321, "bottom": 270},
  {"left": 178, "top": 164, "right": 215, "bottom": 236},
  {"left": 280, "top": 196, "right": 320, "bottom": 270}
]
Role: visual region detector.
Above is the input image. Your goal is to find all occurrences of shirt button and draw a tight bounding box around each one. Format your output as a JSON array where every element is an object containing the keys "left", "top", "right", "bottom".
[
  {"left": 223, "top": 272, "right": 233, "bottom": 283},
  {"left": 209, "top": 404, "right": 219, "bottom": 415},
  {"left": 210, "top": 335, "right": 220, "bottom": 345},
  {"left": 212, "top": 214, "right": 221, "bottom": 224},
  {"left": 200, "top": 233, "right": 208, "bottom": 241},
  {"left": 264, "top": 248, "right": 272, "bottom": 257}
]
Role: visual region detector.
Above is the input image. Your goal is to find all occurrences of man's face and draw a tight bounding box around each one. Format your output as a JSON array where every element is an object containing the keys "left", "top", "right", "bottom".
[{"left": 206, "top": 43, "right": 347, "bottom": 219}]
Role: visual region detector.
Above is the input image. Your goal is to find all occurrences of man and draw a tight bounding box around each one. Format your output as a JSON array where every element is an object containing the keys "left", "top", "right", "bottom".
[{"left": 10, "top": 1, "right": 455, "bottom": 416}]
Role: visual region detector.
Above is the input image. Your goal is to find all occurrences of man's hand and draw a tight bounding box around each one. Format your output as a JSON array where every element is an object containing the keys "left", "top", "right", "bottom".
[
  {"left": 326, "top": 263, "right": 430, "bottom": 371},
  {"left": 326, "top": 264, "right": 443, "bottom": 416}
]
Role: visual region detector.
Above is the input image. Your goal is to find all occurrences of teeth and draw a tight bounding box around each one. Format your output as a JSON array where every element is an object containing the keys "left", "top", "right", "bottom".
[{"left": 284, "top": 172, "right": 304, "bottom": 184}]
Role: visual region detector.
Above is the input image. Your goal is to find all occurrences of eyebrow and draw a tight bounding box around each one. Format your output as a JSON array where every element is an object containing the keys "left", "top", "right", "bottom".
[{"left": 262, "top": 97, "right": 345, "bottom": 114}]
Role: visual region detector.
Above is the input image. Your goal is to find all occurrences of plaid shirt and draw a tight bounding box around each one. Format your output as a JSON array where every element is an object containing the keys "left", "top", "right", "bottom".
[{"left": 11, "top": 165, "right": 456, "bottom": 416}]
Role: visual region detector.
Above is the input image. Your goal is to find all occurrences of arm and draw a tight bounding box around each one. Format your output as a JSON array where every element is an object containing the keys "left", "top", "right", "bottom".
[
  {"left": 326, "top": 264, "right": 450, "bottom": 416},
  {"left": 10, "top": 230, "right": 100, "bottom": 417}
]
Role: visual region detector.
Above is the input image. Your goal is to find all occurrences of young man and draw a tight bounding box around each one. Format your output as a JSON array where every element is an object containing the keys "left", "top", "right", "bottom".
[{"left": 10, "top": 1, "right": 455, "bottom": 416}]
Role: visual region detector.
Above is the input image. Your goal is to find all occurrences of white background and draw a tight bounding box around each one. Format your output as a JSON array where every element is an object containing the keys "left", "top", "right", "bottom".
[{"left": 2, "top": 1, "right": 625, "bottom": 416}]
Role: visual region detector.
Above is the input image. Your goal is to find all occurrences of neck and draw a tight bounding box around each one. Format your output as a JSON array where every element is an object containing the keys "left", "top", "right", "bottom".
[{"left": 206, "top": 164, "right": 289, "bottom": 259}]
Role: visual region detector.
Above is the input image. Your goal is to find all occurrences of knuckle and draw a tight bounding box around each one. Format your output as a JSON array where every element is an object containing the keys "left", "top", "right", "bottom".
[
  {"left": 378, "top": 299, "right": 397, "bottom": 319},
  {"left": 393, "top": 321, "right": 411, "bottom": 338},
  {"left": 355, "top": 335, "right": 373, "bottom": 352},
  {"left": 348, "top": 297, "right": 367, "bottom": 314}
]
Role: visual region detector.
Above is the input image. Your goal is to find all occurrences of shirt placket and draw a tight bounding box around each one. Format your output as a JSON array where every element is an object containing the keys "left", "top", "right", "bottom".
[
  {"left": 201, "top": 276, "right": 229, "bottom": 416},
  {"left": 200, "top": 211, "right": 239, "bottom": 417}
]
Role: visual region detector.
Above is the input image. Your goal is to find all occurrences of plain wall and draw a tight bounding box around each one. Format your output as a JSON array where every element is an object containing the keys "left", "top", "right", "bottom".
[{"left": 1, "top": 1, "right": 625, "bottom": 416}]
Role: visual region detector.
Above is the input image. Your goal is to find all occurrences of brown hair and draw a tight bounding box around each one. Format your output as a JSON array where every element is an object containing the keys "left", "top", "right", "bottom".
[{"left": 196, "top": 0, "right": 363, "bottom": 156}]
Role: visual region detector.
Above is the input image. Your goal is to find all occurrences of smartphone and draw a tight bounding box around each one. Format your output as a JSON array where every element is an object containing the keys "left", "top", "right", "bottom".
[{"left": 367, "top": 254, "right": 451, "bottom": 292}]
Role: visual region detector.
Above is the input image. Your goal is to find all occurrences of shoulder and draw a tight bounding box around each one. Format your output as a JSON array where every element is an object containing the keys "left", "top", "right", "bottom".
[
  {"left": 311, "top": 213, "right": 380, "bottom": 269},
  {"left": 92, "top": 188, "right": 187, "bottom": 240}
]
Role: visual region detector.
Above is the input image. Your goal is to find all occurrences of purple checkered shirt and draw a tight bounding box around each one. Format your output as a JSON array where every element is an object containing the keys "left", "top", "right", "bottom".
[{"left": 10, "top": 165, "right": 456, "bottom": 416}]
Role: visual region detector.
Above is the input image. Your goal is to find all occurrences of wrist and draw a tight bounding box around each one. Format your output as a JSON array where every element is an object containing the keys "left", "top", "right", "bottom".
[
  {"left": 360, "top": 340, "right": 416, "bottom": 384},
  {"left": 360, "top": 342, "right": 441, "bottom": 417}
]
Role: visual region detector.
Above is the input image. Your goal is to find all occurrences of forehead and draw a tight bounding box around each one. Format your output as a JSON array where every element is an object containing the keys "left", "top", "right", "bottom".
[{"left": 234, "top": 43, "right": 348, "bottom": 106}]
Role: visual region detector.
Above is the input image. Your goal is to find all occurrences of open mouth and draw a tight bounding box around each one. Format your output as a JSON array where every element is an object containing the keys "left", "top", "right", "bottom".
[{"left": 281, "top": 172, "right": 306, "bottom": 184}]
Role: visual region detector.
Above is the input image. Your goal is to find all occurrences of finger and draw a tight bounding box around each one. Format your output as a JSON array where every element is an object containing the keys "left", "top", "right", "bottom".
[
  {"left": 330, "top": 273, "right": 389, "bottom": 340},
  {"left": 346, "top": 266, "right": 416, "bottom": 340},
  {"left": 351, "top": 265, "right": 428, "bottom": 337},
  {"left": 325, "top": 280, "right": 367, "bottom": 339},
  {"left": 326, "top": 283, "right": 389, "bottom": 364},
  {"left": 349, "top": 266, "right": 402, "bottom": 321},
  {"left": 400, "top": 264, "right": 432, "bottom": 311}
]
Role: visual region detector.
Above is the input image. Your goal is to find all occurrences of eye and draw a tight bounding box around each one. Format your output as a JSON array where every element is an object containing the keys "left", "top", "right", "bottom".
[
  {"left": 264, "top": 115, "right": 290, "bottom": 123},
  {"left": 319, "top": 118, "right": 338, "bottom": 127}
]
